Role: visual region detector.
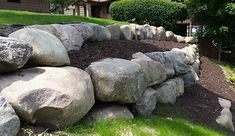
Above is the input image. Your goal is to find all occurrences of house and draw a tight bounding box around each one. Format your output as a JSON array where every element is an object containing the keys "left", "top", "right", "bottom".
[
  {"left": 64, "top": 0, "right": 114, "bottom": 18},
  {"left": 0, "top": 0, "right": 50, "bottom": 13}
]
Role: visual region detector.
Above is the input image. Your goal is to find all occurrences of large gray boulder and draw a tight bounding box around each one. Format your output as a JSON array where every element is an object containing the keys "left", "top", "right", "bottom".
[
  {"left": 150, "top": 26, "right": 157, "bottom": 36},
  {"left": 153, "top": 77, "right": 184, "bottom": 104},
  {"left": 132, "top": 52, "right": 167, "bottom": 86},
  {"left": 0, "top": 67, "right": 95, "bottom": 129},
  {"left": 174, "top": 34, "right": 185, "bottom": 43},
  {"left": 166, "top": 31, "right": 176, "bottom": 41},
  {"left": 86, "top": 58, "right": 147, "bottom": 103},
  {"left": 52, "top": 24, "right": 84, "bottom": 51},
  {"left": 218, "top": 97, "right": 231, "bottom": 109},
  {"left": 0, "top": 37, "right": 32, "bottom": 73},
  {"left": 85, "top": 23, "right": 111, "bottom": 41},
  {"left": 83, "top": 104, "right": 134, "bottom": 123},
  {"left": 120, "top": 25, "right": 134, "bottom": 40},
  {"left": 139, "top": 24, "right": 154, "bottom": 39},
  {"left": 129, "top": 24, "right": 141, "bottom": 40},
  {"left": 133, "top": 87, "right": 157, "bottom": 117},
  {"left": 216, "top": 108, "right": 234, "bottom": 132},
  {"left": 0, "top": 96, "right": 20, "bottom": 136},
  {"left": 184, "top": 36, "right": 198, "bottom": 44},
  {"left": 192, "top": 61, "right": 200, "bottom": 75},
  {"left": 172, "top": 47, "right": 194, "bottom": 65},
  {"left": 70, "top": 23, "right": 94, "bottom": 41},
  {"left": 155, "top": 26, "right": 166, "bottom": 41},
  {"left": 9, "top": 28, "right": 70, "bottom": 66},
  {"left": 181, "top": 66, "right": 199, "bottom": 87},
  {"left": 106, "top": 25, "right": 121, "bottom": 40},
  {"left": 26, "top": 25, "right": 57, "bottom": 35},
  {"left": 145, "top": 51, "right": 190, "bottom": 77}
]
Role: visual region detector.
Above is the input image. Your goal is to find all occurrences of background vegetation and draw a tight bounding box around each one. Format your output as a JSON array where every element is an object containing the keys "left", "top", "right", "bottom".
[
  {"left": 185, "top": 0, "right": 235, "bottom": 50},
  {"left": 109, "top": 0, "right": 187, "bottom": 30}
]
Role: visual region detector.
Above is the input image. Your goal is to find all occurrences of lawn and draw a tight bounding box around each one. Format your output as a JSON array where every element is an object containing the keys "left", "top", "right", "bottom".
[
  {"left": 0, "top": 10, "right": 127, "bottom": 25},
  {"left": 60, "top": 104, "right": 231, "bottom": 136}
]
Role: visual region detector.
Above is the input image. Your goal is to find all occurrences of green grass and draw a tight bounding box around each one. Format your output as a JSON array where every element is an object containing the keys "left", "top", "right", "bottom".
[
  {"left": 59, "top": 104, "right": 232, "bottom": 136},
  {"left": 62, "top": 118, "right": 230, "bottom": 136},
  {"left": 0, "top": 9, "right": 128, "bottom": 25},
  {"left": 219, "top": 62, "right": 235, "bottom": 90}
]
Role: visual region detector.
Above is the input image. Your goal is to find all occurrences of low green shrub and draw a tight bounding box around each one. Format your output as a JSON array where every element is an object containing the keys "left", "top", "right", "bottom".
[
  {"left": 109, "top": 0, "right": 187, "bottom": 30},
  {"left": 228, "top": 76, "right": 235, "bottom": 83}
]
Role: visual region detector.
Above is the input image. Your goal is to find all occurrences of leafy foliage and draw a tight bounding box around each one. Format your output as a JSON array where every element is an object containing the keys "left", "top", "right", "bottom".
[
  {"left": 185, "top": 0, "right": 235, "bottom": 49},
  {"left": 109, "top": 0, "right": 187, "bottom": 30}
]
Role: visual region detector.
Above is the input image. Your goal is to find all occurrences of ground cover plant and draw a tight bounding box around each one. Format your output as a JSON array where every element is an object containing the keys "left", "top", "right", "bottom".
[
  {"left": 0, "top": 10, "right": 127, "bottom": 25},
  {"left": 219, "top": 62, "right": 235, "bottom": 90}
]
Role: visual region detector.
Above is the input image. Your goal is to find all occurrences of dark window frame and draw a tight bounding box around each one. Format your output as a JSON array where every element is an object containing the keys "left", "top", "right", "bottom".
[{"left": 7, "top": 0, "right": 21, "bottom": 3}]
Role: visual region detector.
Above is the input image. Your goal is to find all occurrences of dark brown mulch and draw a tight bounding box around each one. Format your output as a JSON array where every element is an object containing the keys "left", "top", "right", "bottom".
[
  {"left": 69, "top": 40, "right": 186, "bottom": 69},
  {"left": 0, "top": 24, "right": 24, "bottom": 37}
]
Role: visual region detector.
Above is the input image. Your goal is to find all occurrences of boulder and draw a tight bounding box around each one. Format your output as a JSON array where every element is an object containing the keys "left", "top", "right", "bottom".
[
  {"left": 52, "top": 24, "right": 84, "bottom": 51},
  {"left": 172, "top": 46, "right": 197, "bottom": 65},
  {"left": 83, "top": 104, "right": 134, "bottom": 123},
  {"left": 166, "top": 31, "right": 176, "bottom": 41},
  {"left": 70, "top": 23, "right": 94, "bottom": 41},
  {"left": 184, "top": 36, "right": 198, "bottom": 44},
  {"left": 218, "top": 97, "right": 231, "bottom": 109},
  {"left": 216, "top": 108, "right": 234, "bottom": 132},
  {"left": 0, "top": 96, "right": 20, "bottom": 136},
  {"left": 0, "top": 67, "right": 95, "bottom": 129},
  {"left": 85, "top": 23, "right": 111, "bottom": 41},
  {"left": 192, "top": 61, "right": 200, "bottom": 75},
  {"left": 155, "top": 26, "right": 166, "bottom": 41},
  {"left": 133, "top": 87, "right": 157, "bottom": 117},
  {"left": 106, "top": 25, "right": 121, "bottom": 40},
  {"left": 86, "top": 58, "right": 147, "bottom": 103},
  {"left": 175, "top": 34, "right": 185, "bottom": 43},
  {"left": 132, "top": 52, "right": 167, "bottom": 86},
  {"left": 120, "top": 25, "right": 134, "bottom": 40},
  {"left": 181, "top": 66, "right": 199, "bottom": 87},
  {"left": 26, "top": 25, "right": 57, "bottom": 35},
  {"left": 0, "top": 37, "right": 32, "bottom": 73},
  {"left": 129, "top": 24, "right": 141, "bottom": 40},
  {"left": 145, "top": 51, "right": 190, "bottom": 77},
  {"left": 9, "top": 28, "right": 70, "bottom": 66},
  {"left": 150, "top": 26, "right": 157, "bottom": 35},
  {"left": 139, "top": 24, "right": 154, "bottom": 39},
  {"left": 153, "top": 77, "right": 184, "bottom": 104}
]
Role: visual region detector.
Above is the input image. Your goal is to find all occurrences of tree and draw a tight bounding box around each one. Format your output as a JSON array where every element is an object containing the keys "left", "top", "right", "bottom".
[
  {"left": 49, "top": 0, "right": 74, "bottom": 14},
  {"left": 185, "top": 0, "right": 235, "bottom": 51}
]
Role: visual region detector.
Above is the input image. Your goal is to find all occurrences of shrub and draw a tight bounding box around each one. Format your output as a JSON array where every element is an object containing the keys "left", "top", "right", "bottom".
[{"left": 109, "top": 0, "right": 187, "bottom": 30}]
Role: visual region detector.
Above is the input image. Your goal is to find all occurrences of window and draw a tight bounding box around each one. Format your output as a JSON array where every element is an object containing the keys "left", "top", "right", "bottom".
[{"left": 7, "top": 0, "right": 21, "bottom": 3}]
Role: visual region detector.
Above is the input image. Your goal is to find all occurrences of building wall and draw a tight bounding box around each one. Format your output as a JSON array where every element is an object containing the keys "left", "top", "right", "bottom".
[{"left": 0, "top": 0, "right": 50, "bottom": 13}]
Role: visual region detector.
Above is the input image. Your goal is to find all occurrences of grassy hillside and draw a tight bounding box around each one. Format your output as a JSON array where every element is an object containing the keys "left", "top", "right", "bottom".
[{"left": 0, "top": 10, "right": 127, "bottom": 25}]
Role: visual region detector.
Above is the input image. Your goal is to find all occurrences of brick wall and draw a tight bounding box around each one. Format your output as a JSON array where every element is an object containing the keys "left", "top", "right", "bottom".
[{"left": 0, "top": 0, "right": 50, "bottom": 13}]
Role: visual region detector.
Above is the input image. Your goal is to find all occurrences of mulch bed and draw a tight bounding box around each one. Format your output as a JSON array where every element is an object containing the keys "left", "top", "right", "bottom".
[{"left": 69, "top": 40, "right": 187, "bottom": 69}]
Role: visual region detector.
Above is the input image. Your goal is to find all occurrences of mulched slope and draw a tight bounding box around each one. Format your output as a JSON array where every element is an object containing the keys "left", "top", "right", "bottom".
[
  {"left": 69, "top": 40, "right": 187, "bottom": 69},
  {"left": 69, "top": 40, "right": 235, "bottom": 127}
]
